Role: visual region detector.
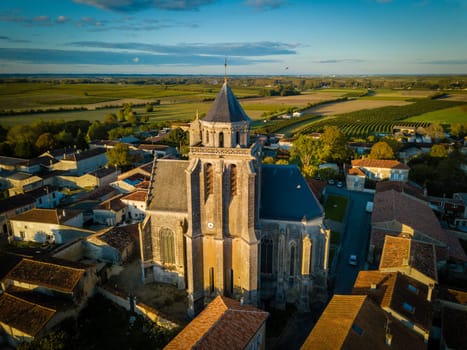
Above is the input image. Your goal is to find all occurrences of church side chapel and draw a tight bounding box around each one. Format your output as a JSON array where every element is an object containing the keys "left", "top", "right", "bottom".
[{"left": 139, "top": 77, "right": 330, "bottom": 317}]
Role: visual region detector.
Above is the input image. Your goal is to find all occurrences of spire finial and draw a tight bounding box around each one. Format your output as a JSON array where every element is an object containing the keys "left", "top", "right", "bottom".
[{"left": 224, "top": 57, "right": 227, "bottom": 84}]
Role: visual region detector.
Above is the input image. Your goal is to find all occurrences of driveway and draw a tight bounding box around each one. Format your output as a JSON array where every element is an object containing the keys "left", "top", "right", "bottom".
[{"left": 324, "top": 186, "right": 374, "bottom": 294}]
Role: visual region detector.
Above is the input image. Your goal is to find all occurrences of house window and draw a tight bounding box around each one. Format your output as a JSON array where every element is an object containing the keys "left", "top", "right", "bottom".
[
  {"left": 205, "top": 163, "right": 214, "bottom": 198},
  {"left": 52, "top": 192, "right": 56, "bottom": 199},
  {"left": 289, "top": 245, "right": 296, "bottom": 276},
  {"left": 159, "top": 228, "right": 175, "bottom": 265},
  {"left": 352, "top": 323, "right": 364, "bottom": 336},
  {"left": 230, "top": 164, "right": 237, "bottom": 197},
  {"left": 402, "top": 302, "right": 415, "bottom": 313},
  {"left": 407, "top": 284, "right": 419, "bottom": 294},
  {"left": 20, "top": 231, "right": 25, "bottom": 239},
  {"left": 206, "top": 131, "right": 209, "bottom": 144},
  {"left": 261, "top": 237, "right": 273, "bottom": 274},
  {"left": 236, "top": 131, "right": 240, "bottom": 146}
]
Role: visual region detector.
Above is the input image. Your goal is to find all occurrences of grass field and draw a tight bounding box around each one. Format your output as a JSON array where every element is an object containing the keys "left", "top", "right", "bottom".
[{"left": 405, "top": 106, "right": 467, "bottom": 124}]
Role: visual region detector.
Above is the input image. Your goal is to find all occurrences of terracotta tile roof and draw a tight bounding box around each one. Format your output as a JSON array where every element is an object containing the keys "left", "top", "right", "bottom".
[
  {"left": 441, "top": 306, "right": 467, "bottom": 349},
  {"left": 10, "top": 208, "right": 81, "bottom": 225},
  {"left": 375, "top": 181, "right": 425, "bottom": 199},
  {"left": 165, "top": 296, "right": 268, "bottom": 350},
  {"left": 0, "top": 292, "right": 56, "bottom": 337},
  {"left": 351, "top": 159, "right": 409, "bottom": 170},
  {"left": 353, "top": 271, "right": 432, "bottom": 332},
  {"left": 135, "top": 180, "right": 150, "bottom": 190},
  {"left": 379, "top": 236, "right": 438, "bottom": 282},
  {"left": 372, "top": 190, "right": 467, "bottom": 261},
  {"left": 301, "top": 294, "right": 426, "bottom": 350},
  {"left": 3, "top": 258, "right": 85, "bottom": 293},
  {"left": 352, "top": 271, "right": 397, "bottom": 307},
  {"left": 92, "top": 226, "right": 135, "bottom": 253},
  {"left": 437, "top": 287, "right": 467, "bottom": 305},
  {"left": 6, "top": 285, "right": 75, "bottom": 311},
  {"left": 348, "top": 167, "right": 365, "bottom": 176},
  {"left": 389, "top": 274, "right": 432, "bottom": 332},
  {"left": 97, "top": 195, "right": 126, "bottom": 211},
  {"left": 121, "top": 190, "right": 147, "bottom": 202}
]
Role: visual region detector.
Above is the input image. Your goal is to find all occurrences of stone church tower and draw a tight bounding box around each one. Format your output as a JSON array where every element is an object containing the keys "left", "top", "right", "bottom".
[{"left": 140, "top": 79, "right": 329, "bottom": 317}]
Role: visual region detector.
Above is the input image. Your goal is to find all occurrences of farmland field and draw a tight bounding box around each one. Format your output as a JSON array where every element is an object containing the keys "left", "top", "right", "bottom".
[
  {"left": 303, "top": 99, "right": 413, "bottom": 116},
  {"left": 405, "top": 106, "right": 467, "bottom": 124}
]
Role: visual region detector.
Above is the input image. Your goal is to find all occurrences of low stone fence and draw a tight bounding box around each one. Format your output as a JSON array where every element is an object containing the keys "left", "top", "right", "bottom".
[{"left": 96, "top": 285, "right": 179, "bottom": 330}]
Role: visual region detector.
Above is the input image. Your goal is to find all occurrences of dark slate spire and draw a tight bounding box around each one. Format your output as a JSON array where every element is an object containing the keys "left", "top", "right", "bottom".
[{"left": 202, "top": 82, "right": 251, "bottom": 123}]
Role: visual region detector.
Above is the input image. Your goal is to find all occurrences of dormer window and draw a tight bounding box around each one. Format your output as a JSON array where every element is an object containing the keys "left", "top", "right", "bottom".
[
  {"left": 407, "top": 284, "right": 419, "bottom": 294},
  {"left": 402, "top": 302, "right": 415, "bottom": 313}
]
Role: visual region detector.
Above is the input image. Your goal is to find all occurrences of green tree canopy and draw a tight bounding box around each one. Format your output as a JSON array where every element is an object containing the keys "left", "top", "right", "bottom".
[
  {"left": 368, "top": 141, "right": 395, "bottom": 159},
  {"left": 106, "top": 143, "right": 138, "bottom": 170},
  {"left": 426, "top": 122, "right": 445, "bottom": 140},
  {"left": 320, "top": 126, "right": 351, "bottom": 163},
  {"left": 430, "top": 144, "right": 448, "bottom": 158},
  {"left": 87, "top": 121, "right": 108, "bottom": 142},
  {"left": 104, "top": 113, "right": 118, "bottom": 125},
  {"left": 35, "top": 132, "right": 56, "bottom": 152},
  {"left": 290, "top": 134, "right": 321, "bottom": 177},
  {"left": 166, "top": 128, "right": 188, "bottom": 146}
]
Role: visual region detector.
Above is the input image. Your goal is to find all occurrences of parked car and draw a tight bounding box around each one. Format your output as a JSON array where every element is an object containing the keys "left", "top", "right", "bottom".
[
  {"left": 328, "top": 179, "right": 335, "bottom": 185},
  {"left": 348, "top": 254, "right": 358, "bottom": 266},
  {"left": 337, "top": 181, "right": 344, "bottom": 188}
]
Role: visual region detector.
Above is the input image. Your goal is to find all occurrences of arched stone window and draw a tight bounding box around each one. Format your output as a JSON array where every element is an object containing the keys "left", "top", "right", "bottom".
[
  {"left": 236, "top": 131, "right": 240, "bottom": 146},
  {"left": 289, "top": 244, "right": 296, "bottom": 276},
  {"left": 206, "top": 130, "right": 209, "bottom": 144},
  {"left": 205, "top": 163, "right": 214, "bottom": 198},
  {"left": 261, "top": 236, "right": 273, "bottom": 274},
  {"left": 230, "top": 164, "right": 237, "bottom": 196},
  {"left": 160, "top": 228, "right": 175, "bottom": 265},
  {"left": 219, "top": 132, "right": 224, "bottom": 148}
]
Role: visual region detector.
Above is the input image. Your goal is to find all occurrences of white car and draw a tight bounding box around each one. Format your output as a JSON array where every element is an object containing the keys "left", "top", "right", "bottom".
[{"left": 348, "top": 254, "right": 358, "bottom": 266}]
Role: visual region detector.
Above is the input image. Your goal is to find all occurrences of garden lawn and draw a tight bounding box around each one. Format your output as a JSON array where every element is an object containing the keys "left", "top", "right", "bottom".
[{"left": 324, "top": 195, "right": 348, "bottom": 222}]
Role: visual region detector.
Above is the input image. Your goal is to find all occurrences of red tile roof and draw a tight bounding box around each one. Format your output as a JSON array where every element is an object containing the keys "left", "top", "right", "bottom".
[
  {"left": 352, "top": 159, "right": 409, "bottom": 170},
  {"left": 10, "top": 208, "right": 81, "bottom": 225},
  {"left": 3, "top": 258, "right": 85, "bottom": 293},
  {"left": 379, "top": 236, "right": 438, "bottom": 282},
  {"left": 97, "top": 195, "right": 126, "bottom": 211},
  {"left": 92, "top": 226, "right": 135, "bottom": 253},
  {"left": 165, "top": 296, "right": 268, "bottom": 350},
  {"left": 0, "top": 293, "right": 55, "bottom": 337},
  {"left": 301, "top": 294, "right": 426, "bottom": 350},
  {"left": 375, "top": 181, "right": 425, "bottom": 199},
  {"left": 348, "top": 167, "right": 365, "bottom": 176},
  {"left": 121, "top": 190, "right": 147, "bottom": 202},
  {"left": 372, "top": 190, "right": 467, "bottom": 261}
]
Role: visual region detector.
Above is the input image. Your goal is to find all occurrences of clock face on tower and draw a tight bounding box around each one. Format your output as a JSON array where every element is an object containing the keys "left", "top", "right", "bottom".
[{"left": 207, "top": 222, "right": 214, "bottom": 229}]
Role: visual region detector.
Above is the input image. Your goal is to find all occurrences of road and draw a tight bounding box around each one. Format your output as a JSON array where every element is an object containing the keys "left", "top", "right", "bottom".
[{"left": 325, "top": 185, "right": 374, "bottom": 294}]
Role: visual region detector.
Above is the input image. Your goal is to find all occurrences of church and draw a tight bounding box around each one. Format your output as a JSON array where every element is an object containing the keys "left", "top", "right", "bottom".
[{"left": 139, "top": 79, "right": 330, "bottom": 317}]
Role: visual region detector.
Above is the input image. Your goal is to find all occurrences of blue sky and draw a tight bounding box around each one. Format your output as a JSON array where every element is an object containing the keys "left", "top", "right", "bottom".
[{"left": 0, "top": 0, "right": 466, "bottom": 75}]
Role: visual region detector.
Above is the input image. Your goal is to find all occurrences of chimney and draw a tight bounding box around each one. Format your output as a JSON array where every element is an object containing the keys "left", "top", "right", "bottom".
[{"left": 370, "top": 283, "right": 377, "bottom": 290}]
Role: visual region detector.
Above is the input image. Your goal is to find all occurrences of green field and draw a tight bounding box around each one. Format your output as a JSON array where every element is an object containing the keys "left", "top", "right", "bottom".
[{"left": 405, "top": 106, "right": 467, "bottom": 124}]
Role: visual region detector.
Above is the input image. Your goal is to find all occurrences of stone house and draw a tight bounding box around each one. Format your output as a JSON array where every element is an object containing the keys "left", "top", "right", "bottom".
[
  {"left": 8, "top": 208, "right": 93, "bottom": 244},
  {"left": 84, "top": 225, "right": 137, "bottom": 264},
  {"left": 165, "top": 295, "right": 268, "bottom": 350},
  {"left": 345, "top": 167, "right": 366, "bottom": 191},
  {"left": 0, "top": 193, "right": 35, "bottom": 235},
  {"left": 92, "top": 194, "right": 127, "bottom": 226},
  {"left": 350, "top": 159, "right": 409, "bottom": 182},
  {"left": 121, "top": 190, "right": 147, "bottom": 222},
  {"left": 53, "top": 148, "right": 107, "bottom": 176}
]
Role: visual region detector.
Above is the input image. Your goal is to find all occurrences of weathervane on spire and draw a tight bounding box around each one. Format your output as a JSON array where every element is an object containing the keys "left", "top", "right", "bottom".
[{"left": 224, "top": 57, "right": 228, "bottom": 84}]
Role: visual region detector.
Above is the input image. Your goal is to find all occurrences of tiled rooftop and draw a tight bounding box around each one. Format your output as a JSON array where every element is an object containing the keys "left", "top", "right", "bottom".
[
  {"left": 348, "top": 167, "right": 365, "bottom": 176},
  {"left": 97, "top": 195, "right": 126, "bottom": 211},
  {"left": 301, "top": 294, "right": 427, "bottom": 350},
  {"left": 92, "top": 226, "right": 135, "bottom": 253},
  {"left": 379, "top": 236, "right": 438, "bottom": 282},
  {"left": 3, "top": 258, "right": 85, "bottom": 293},
  {"left": 121, "top": 190, "right": 147, "bottom": 202},
  {"left": 372, "top": 190, "right": 467, "bottom": 261},
  {"left": 10, "top": 208, "right": 82, "bottom": 225},
  {"left": 0, "top": 292, "right": 55, "bottom": 336},
  {"left": 351, "top": 159, "right": 409, "bottom": 170},
  {"left": 165, "top": 296, "right": 268, "bottom": 350}
]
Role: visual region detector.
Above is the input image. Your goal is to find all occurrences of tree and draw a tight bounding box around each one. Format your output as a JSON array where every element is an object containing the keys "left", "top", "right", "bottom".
[
  {"left": 368, "top": 141, "right": 395, "bottom": 159},
  {"left": 430, "top": 144, "right": 448, "bottom": 158},
  {"left": 126, "top": 111, "right": 138, "bottom": 125},
  {"left": 166, "top": 128, "right": 188, "bottom": 145},
  {"left": 15, "top": 141, "right": 35, "bottom": 158},
  {"left": 86, "top": 121, "right": 108, "bottom": 141},
  {"left": 104, "top": 113, "right": 118, "bottom": 125},
  {"left": 145, "top": 103, "right": 154, "bottom": 113},
  {"left": 450, "top": 123, "right": 465, "bottom": 138},
  {"left": 106, "top": 143, "right": 138, "bottom": 170},
  {"left": 55, "top": 130, "right": 74, "bottom": 147},
  {"left": 290, "top": 134, "right": 321, "bottom": 177},
  {"left": 74, "top": 129, "right": 88, "bottom": 150},
  {"left": 380, "top": 136, "right": 401, "bottom": 154},
  {"left": 320, "top": 126, "right": 351, "bottom": 163},
  {"left": 426, "top": 122, "right": 445, "bottom": 140},
  {"left": 263, "top": 156, "right": 275, "bottom": 164},
  {"left": 35, "top": 132, "right": 56, "bottom": 152}
]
